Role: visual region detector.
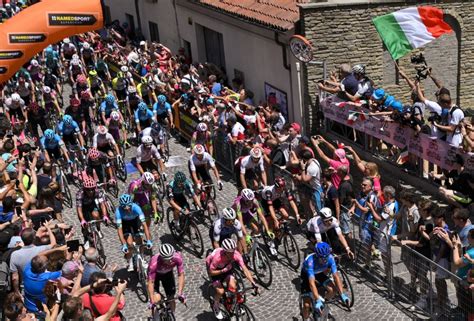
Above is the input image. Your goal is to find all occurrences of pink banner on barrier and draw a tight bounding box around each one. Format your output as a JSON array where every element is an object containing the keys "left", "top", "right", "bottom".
[{"left": 322, "top": 101, "right": 474, "bottom": 171}]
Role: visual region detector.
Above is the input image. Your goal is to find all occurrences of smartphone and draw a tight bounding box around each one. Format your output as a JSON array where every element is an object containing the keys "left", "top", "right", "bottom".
[
  {"left": 40, "top": 216, "right": 48, "bottom": 225},
  {"left": 66, "top": 240, "right": 81, "bottom": 252},
  {"left": 15, "top": 206, "right": 22, "bottom": 216},
  {"left": 35, "top": 300, "right": 44, "bottom": 312}
]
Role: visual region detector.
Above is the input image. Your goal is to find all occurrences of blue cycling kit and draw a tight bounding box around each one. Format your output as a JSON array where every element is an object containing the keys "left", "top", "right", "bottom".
[
  {"left": 134, "top": 109, "right": 154, "bottom": 123},
  {"left": 153, "top": 102, "right": 171, "bottom": 115},
  {"left": 58, "top": 120, "right": 80, "bottom": 136},
  {"left": 301, "top": 253, "right": 337, "bottom": 279},
  {"left": 167, "top": 179, "right": 195, "bottom": 196},
  {"left": 40, "top": 134, "right": 63, "bottom": 150},
  {"left": 115, "top": 203, "right": 145, "bottom": 225},
  {"left": 99, "top": 101, "right": 118, "bottom": 117}
]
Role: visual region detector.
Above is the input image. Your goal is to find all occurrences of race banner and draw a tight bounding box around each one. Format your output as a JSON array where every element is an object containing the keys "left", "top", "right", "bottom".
[
  {"left": 322, "top": 101, "right": 474, "bottom": 171},
  {"left": 0, "top": 0, "right": 104, "bottom": 83}
]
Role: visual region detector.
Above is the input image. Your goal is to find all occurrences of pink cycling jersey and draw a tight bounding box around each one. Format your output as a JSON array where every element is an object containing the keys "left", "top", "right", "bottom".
[
  {"left": 147, "top": 252, "right": 184, "bottom": 280},
  {"left": 128, "top": 179, "right": 152, "bottom": 206},
  {"left": 206, "top": 248, "right": 245, "bottom": 271}
]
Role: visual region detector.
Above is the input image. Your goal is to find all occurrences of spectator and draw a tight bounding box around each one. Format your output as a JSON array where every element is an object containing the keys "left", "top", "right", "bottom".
[
  {"left": 317, "top": 63, "right": 359, "bottom": 101},
  {"left": 337, "top": 165, "right": 353, "bottom": 238},
  {"left": 451, "top": 230, "right": 474, "bottom": 319},
  {"left": 293, "top": 150, "right": 322, "bottom": 215},
  {"left": 81, "top": 247, "right": 104, "bottom": 287}
]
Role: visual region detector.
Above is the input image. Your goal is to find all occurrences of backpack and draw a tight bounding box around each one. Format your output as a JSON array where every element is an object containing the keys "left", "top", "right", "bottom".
[{"left": 0, "top": 260, "right": 10, "bottom": 292}]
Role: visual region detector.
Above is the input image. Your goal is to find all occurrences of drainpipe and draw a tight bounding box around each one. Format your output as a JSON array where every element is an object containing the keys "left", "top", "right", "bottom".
[{"left": 134, "top": 0, "right": 142, "bottom": 34}]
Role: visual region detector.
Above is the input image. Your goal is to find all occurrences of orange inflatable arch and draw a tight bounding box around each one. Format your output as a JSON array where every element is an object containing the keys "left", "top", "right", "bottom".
[{"left": 0, "top": 0, "right": 104, "bottom": 83}]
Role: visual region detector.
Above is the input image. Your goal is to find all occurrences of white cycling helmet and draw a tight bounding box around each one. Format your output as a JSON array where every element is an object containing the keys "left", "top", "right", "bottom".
[
  {"left": 141, "top": 135, "right": 153, "bottom": 144},
  {"left": 110, "top": 111, "right": 120, "bottom": 121},
  {"left": 222, "top": 207, "right": 236, "bottom": 220},
  {"left": 120, "top": 65, "right": 129, "bottom": 73},
  {"left": 249, "top": 147, "right": 262, "bottom": 159},
  {"left": 222, "top": 238, "right": 237, "bottom": 252},
  {"left": 71, "top": 58, "right": 80, "bottom": 65},
  {"left": 352, "top": 64, "right": 366, "bottom": 75},
  {"left": 319, "top": 207, "right": 333, "bottom": 220},
  {"left": 197, "top": 122, "right": 207, "bottom": 132},
  {"left": 63, "top": 38, "right": 70, "bottom": 44},
  {"left": 42, "top": 86, "right": 51, "bottom": 94},
  {"left": 193, "top": 144, "right": 205, "bottom": 155},
  {"left": 31, "top": 59, "right": 39, "bottom": 67},
  {"left": 159, "top": 244, "right": 175, "bottom": 259},
  {"left": 72, "top": 54, "right": 79, "bottom": 60},
  {"left": 241, "top": 188, "right": 255, "bottom": 201},
  {"left": 128, "top": 86, "right": 137, "bottom": 93},
  {"left": 97, "top": 125, "right": 108, "bottom": 135},
  {"left": 82, "top": 42, "right": 90, "bottom": 50},
  {"left": 142, "top": 172, "right": 155, "bottom": 185},
  {"left": 11, "top": 93, "right": 21, "bottom": 102}
]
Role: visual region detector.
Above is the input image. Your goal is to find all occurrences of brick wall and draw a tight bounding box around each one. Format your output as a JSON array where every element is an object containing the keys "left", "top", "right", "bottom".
[{"left": 300, "top": 1, "right": 472, "bottom": 133}]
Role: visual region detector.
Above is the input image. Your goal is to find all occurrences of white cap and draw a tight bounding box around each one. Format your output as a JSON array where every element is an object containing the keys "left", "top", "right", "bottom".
[{"left": 140, "top": 40, "right": 146, "bottom": 46}]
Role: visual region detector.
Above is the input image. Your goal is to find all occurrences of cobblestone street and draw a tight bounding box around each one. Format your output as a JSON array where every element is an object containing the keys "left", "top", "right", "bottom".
[{"left": 60, "top": 134, "right": 414, "bottom": 321}]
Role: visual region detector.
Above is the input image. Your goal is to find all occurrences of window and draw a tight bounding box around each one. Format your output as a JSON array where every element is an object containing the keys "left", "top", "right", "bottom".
[
  {"left": 149, "top": 21, "right": 160, "bottom": 42},
  {"left": 202, "top": 26, "right": 225, "bottom": 69},
  {"left": 103, "top": 5, "right": 111, "bottom": 25},
  {"left": 125, "top": 14, "right": 136, "bottom": 38}
]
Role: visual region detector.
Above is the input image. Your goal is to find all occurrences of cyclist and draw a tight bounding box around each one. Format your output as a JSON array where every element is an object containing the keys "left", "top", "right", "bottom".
[
  {"left": 167, "top": 171, "right": 202, "bottom": 232},
  {"left": 127, "top": 85, "right": 141, "bottom": 114},
  {"left": 136, "top": 135, "right": 166, "bottom": 175},
  {"left": 65, "top": 97, "right": 88, "bottom": 139},
  {"left": 44, "top": 46, "right": 61, "bottom": 77},
  {"left": 141, "top": 122, "right": 165, "bottom": 150},
  {"left": 75, "top": 74, "right": 90, "bottom": 97},
  {"left": 112, "top": 67, "right": 130, "bottom": 101},
  {"left": 87, "top": 69, "right": 106, "bottom": 99},
  {"left": 116, "top": 194, "right": 153, "bottom": 272},
  {"left": 300, "top": 242, "right": 349, "bottom": 320},
  {"left": 26, "top": 102, "right": 47, "bottom": 139},
  {"left": 5, "top": 93, "right": 26, "bottom": 122},
  {"left": 210, "top": 207, "right": 246, "bottom": 253},
  {"left": 96, "top": 57, "right": 111, "bottom": 83},
  {"left": 41, "top": 85, "right": 62, "bottom": 117},
  {"left": 128, "top": 172, "right": 161, "bottom": 227},
  {"left": 235, "top": 147, "right": 267, "bottom": 190},
  {"left": 69, "top": 57, "right": 86, "bottom": 83},
  {"left": 61, "top": 38, "right": 77, "bottom": 61},
  {"left": 40, "top": 129, "right": 72, "bottom": 164},
  {"left": 137, "top": 77, "right": 157, "bottom": 106},
  {"left": 260, "top": 177, "right": 302, "bottom": 246},
  {"left": 93, "top": 125, "right": 120, "bottom": 158},
  {"left": 57, "top": 114, "right": 86, "bottom": 152},
  {"left": 147, "top": 244, "right": 186, "bottom": 313},
  {"left": 306, "top": 207, "right": 354, "bottom": 259},
  {"left": 188, "top": 144, "right": 222, "bottom": 191},
  {"left": 206, "top": 238, "right": 258, "bottom": 320},
  {"left": 191, "top": 122, "right": 212, "bottom": 156},
  {"left": 153, "top": 94, "right": 174, "bottom": 128},
  {"left": 76, "top": 178, "right": 110, "bottom": 243},
  {"left": 80, "top": 42, "right": 96, "bottom": 67},
  {"left": 231, "top": 189, "right": 272, "bottom": 255},
  {"left": 108, "top": 110, "right": 128, "bottom": 151},
  {"left": 99, "top": 94, "right": 119, "bottom": 125},
  {"left": 86, "top": 147, "right": 114, "bottom": 186},
  {"left": 135, "top": 102, "right": 154, "bottom": 134}
]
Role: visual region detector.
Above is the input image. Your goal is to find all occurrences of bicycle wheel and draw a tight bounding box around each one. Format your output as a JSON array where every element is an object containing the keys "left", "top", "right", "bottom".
[
  {"left": 339, "top": 268, "right": 354, "bottom": 308},
  {"left": 210, "top": 185, "right": 216, "bottom": 200},
  {"left": 94, "top": 230, "right": 106, "bottom": 268},
  {"left": 205, "top": 199, "right": 219, "bottom": 226},
  {"left": 105, "top": 194, "right": 117, "bottom": 228},
  {"left": 136, "top": 257, "right": 149, "bottom": 303},
  {"left": 282, "top": 233, "right": 301, "bottom": 270},
  {"left": 166, "top": 207, "right": 180, "bottom": 240},
  {"left": 185, "top": 221, "right": 204, "bottom": 257},
  {"left": 236, "top": 303, "right": 256, "bottom": 321},
  {"left": 161, "top": 311, "right": 175, "bottom": 321},
  {"left": 116, "top": 157, "right": 127, "bottom": 182},
  {"left": 61, "top": 173, "right": 73, "bottom": 208},
  {"left": 252, "top": 247, "right": 273, "bottom": 288}
]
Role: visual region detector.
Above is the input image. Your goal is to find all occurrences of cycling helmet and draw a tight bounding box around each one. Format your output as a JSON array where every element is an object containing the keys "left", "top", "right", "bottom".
[
  {"left": 372, "top": 88, "right": 385, "bottom": 101},
  {"left": 138, "top": 102, "right": 148, "bottom": 112},
  {"left": 89, "top": 70, "right": 98, "bottom": 77},
  {"left": 119, "top": 194, "right": 133, "bottom": 207},
  {"left": 193, "top": 144, "right": 205, "bottom": 155},
  {"left": 222, "top": 238, "right": 237, "bottom": 252},
  {"left": 70, "top": 98, "right": 81, "bottom": 106},
  {"left": 77, "top": 74, "right": 87, "bottom": 83},
  {"left": 142, "top": 172, "right": 155, "bottom": 185},
  {"left": 63, "top": 114, "right": 73, "bottom": 125},
  {"left": 83, "top": 178, "right": 97, "bottom": 189},
  {"left": 88, "top": 148, "right": 100, "bottom": 161},
  {"left": 97, "top": 125, "right": 108, "bottom": 135},
  {"left": 159, "top": 244, "right": 175, "bottom": 259},
  {"left": 120, "top": 65, "right": 128, "bottom": 73},
  {"left": 11, "top": 93, "right": 21, "bottom": 102},
  {"left": 206, "top": 98, "right": 215, "bottom": 105},
  {"left": 319, "top": 207, "right": 333, "bottom": 220},
  {"left": 249, "top": 147, "right": 262, "bottom": 159},
  {"left": 105, "top": 94, "right": 115, "bottom": 104},
  {"left": 63, "top": 38, "right": 70, "bottom": 44},
  {"left": 151, "top": 122, "right": 162, "bottom": 132},
  {"left": 42, "top": 86, "right": 51, "bottom": 94},
  {"left": 314, "top": 242, "right": 331, "bottom": 258},
  {"left": 44, "top": 129, "right": 55, "bottom": 140},
  {"left": 71, "top": 58, "right": 80, "bottom": 66},
  {"left": 241, "top": 188, "right": 255, "bottom": 201},
  {"left": 174, "top": 171, "right": 186, "bottom": 184},
  {"left": 141, "top": 135, "right": 153, "bottom": 144},
  {"left": 352, "top": 64, "right": 366, "bottom": 75},
  {"left": 80, "top": 91, "right": 90, "bottom": 100},
  {"left": 82, "top": 42, "right": 90, "bottom": 50},
  {"left": 197, "top": 122, "right": 207, "bottom": 132},
  {"left": 29, "top": 102, "right": 40, "bottom": 112},
  {"left": 222, "top": 207, "right": 236, "bottom": 220},
  {"left": 274, "top": 176, "right": 286, "bottom": 189},
  {"left": 31, "top": 59, "right": 39, "bottom": 67},
  {"left": 72, "top": 54, "right": 80, "bottom": 60},
  {"left": 157, "top": 95, "right": 166, "bottom": 104},
  {"left": 110, "top": 111, "right": 120, "bottom": 121},
  {"left": 128, "top": 86, "right": 137, "bottom": 94}
]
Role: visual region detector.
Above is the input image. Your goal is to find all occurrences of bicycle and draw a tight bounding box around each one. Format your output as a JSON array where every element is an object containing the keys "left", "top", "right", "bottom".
[
  {"left": 207, "top": 283, "right": 258, "bottom": 321},
  {"left": 54, "top": 159, "right": 73, "bottom": 208},
  {"left": 112, "top": 154, "right": 127, "bottom": 182},
  {"left": 197, "top": 183, "right": 219, "bottom": 226},
  {"left": 96, "top": 182, "right": 117, "bottom": 228},
  {"left": 131, "top": 241, "right": 150, "bottom": 303},
  {"left": 166, "top": 207, "right": 204, "bottom": 257},
  {"left": 262, "top": 219, "right": 301, "bottom": 270},
  {"left": 149, "top": 296, "right": 185, "bottom": 321},
  {"left": 86, "top": 219, "right": 107, "bottom": 268},
  {"left": 241, "top": 233, "right": 273, "bottom": 288}
]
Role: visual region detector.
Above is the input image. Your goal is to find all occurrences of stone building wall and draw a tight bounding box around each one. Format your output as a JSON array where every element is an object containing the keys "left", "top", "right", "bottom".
[{"left": 300, "top": 0, "right": 472, "bottom": 133}]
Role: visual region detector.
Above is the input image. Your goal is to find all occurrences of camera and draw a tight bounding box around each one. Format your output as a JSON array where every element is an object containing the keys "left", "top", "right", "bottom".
[
  {"left": 410, "top": 53, "right": 429, "bottom": 80},
  {"left": 428, "top": 113, "right": 442, "bottom": 123}
]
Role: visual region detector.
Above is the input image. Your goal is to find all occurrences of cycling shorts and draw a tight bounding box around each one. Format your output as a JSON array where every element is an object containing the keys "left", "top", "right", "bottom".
[
  {"left": 122, "top": 217, "right": 142, "bottom": 236},
  {"left": 154, "top": 270, "right": 176, "bottom": 298}
]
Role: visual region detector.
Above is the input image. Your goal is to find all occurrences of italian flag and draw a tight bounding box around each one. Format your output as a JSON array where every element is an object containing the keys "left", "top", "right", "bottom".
[
  {"left": 372, "top": 6, "right": 452, "bottom": 60},
  {"left": 396, "top": 148, "right": 409, "bottom": 165},
  {"left": 347, "top": 111, "right": 367, "bottom": 125}
]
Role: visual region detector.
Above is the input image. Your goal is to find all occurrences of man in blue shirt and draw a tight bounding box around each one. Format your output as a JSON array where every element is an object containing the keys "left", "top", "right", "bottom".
[{"left": 23, "top": 255, "right": 61, "bottom": 313}]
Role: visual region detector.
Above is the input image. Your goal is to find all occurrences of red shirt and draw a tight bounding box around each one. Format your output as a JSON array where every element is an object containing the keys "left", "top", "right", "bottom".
[{"left": 82, "top": 293, "right": 125, "bottom": 321}]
